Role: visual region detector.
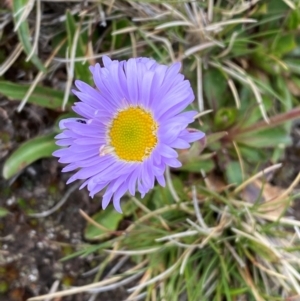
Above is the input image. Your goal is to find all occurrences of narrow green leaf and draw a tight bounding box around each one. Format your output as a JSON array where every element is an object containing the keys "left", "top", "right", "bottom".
[
  {"left": 237, "top": 95, "right": 273, "bottom": 129},
  {"left": 225, "top": 161, "right": 243, "bottom": 185},
  {"left": 2, "top": 133, "right": 58, "bottom": 179},
  {"left": 203, "top": 68, "right": 228, "bottom": 108},
  {"left": 66, "top": 11, "right": 93, "bottom": 84},
  {"left": 236, "top": 127, "right": 292, "bottom": 148},
  {"left": 0, "top": 81, "right": 75, "bottom": 109},
  {"left": 12, "top": 0, "right": 46, "bottom": 72},
  {"left": 179, "top": 159, "right": 214, "bottom": 173},
  {"left": 239, "top": 145, "right": 267, "bottom": 163},
  {"left": 275, "top": 77, "right": 293, "bottom": 131},
  {"left": 112, "top": 19, "right": 133, "bottom": 49},
  {"left": 60, "top": 243, "right": 111, "bottom": 262},
  {"left": 287, "top": 9, "right": 300, "bottom": 30}
]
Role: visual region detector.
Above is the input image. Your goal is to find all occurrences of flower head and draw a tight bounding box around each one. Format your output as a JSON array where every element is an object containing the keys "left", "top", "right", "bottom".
[{"left": 53, "top": 56, "right": 205, "bottom": 213}]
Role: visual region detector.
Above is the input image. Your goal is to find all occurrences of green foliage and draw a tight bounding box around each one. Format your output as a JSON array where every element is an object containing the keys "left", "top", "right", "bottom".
[
  {"left": 2, "top": 133, "right": 58, "bottom": 179},
  {"left": 203, "top": 68, "right": 228, "bottom": 108},
  {"left": 272, "top": 34, "right": 297, "bottom": 56},
  {"left": 236, "top": 127, "right": 292, "bottom": 148},
  {"left": 12, "top": 0, "right": 46, "bottom": 72},
  {"left": 65, "top": 11, "right": 93, "bottom": 85},
  {"left": 179, "top": 159, "right": 214, "bottom": 173},
  {"left": 0, "top": 81, "right": 75, "bottom": 110},
  {"left": 225, "top": 161, "right": 243, "bottom": 184}
]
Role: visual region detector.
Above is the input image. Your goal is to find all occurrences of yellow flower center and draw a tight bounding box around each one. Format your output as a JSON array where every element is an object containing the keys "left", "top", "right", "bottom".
[{"left": 108, "top": 106, "right": 158, "bottom": 162}]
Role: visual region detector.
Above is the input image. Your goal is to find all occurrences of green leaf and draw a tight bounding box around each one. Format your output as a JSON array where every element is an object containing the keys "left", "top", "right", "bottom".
[
  {"left": 267, "top": 0, "right": 290, "bottom": 12},
  {"left": 2, "top": 133, "right": 58, "bottom": 179},
  {"left": 12, "top": 0, "right": 46, "bottom": 72},
  {"left": 66, "top": 11, "right": 93, "bottom": 84},
  {"left": 179, "top": 159, "right": 214, "bottom": 173},
  {"left": 84, "top": 201, "right": 136, "bottom": 240},
  {"left": 275, "top": 77, "right": 293, "bottom": 132},
  {"left": 0, "top": 81, "right": 75, "bottom": 109},
  {"left": 203, "top": 68, "right": 228, "bottom": 108},
  {"left": 273, "top": 34, "right": 296, "bottom": 56},
  {"left": 60, "top": 243, "right": 111, "bottom": 262},
  {"left": 239, "top": 145, "right": 267, "bottom": 163},
  {"left": 0, "top": 207, "right": 9, "bottom": 218},
  {"left": 252, "top": 76, "right": 284, "bottom": 104},
  {"left": 225, "top": 161, "right": 243, "bottom": 185},
  {"left": 238, "top": 94, "right": 273, "bottom": 129},
  {"left": 236, "top": 127, "right": 292, "bottom": 148},
  {"left": 51, "top": 32, "right": 68, "bottom": 58},
  {"left": 286, "top": 9, "right": 300, "bottom": 30},
  {"left": 275, "top": 77, "right": 293, "bottom": 111},
  {"left": 112, "top": 19, "right": 133, "bottom": 50}
]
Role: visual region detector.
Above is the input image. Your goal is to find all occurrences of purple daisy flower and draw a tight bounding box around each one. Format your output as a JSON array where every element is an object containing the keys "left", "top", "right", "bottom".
[{"left": 53, "top": 56, "right": 205, "bottom": 213}]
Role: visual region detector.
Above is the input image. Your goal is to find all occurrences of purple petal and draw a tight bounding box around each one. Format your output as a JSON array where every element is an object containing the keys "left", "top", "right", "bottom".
[
  {"left": 102, "top": 55, "right": 112, "bottom": 67},
  {"left": 156, "top": 174, "right": 166, "bottom": 187},
  {"left": 158, "top": 144, "right": 178, "bottom": 158},
  {"left": 162, "top": 157, "right": 182, "bottom": 168},
  {"left": 180, "top": 130, "right": 206, "bottom": 142},
  {"left": 125, "top": 58, "right": 138, "bottom": 105},
  {"left": 169, "top": 138, "right": 190, "bottom": 149}
]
